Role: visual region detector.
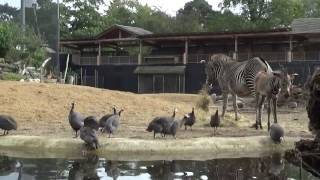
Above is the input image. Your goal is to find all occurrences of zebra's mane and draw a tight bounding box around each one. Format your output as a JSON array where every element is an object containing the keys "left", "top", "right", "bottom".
[{"left": 254, "top": 56, "right": 272, "bottom": 72}]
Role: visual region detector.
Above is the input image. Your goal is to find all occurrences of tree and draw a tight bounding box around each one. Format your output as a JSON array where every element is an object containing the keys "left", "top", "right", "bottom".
[
  {"left": 133, "top": 4, "right": 174, "bottom": 33},
  {"left": 269, "top": 0, "right": 305, "bottom": 28},
  {"left": 303, "top": 0, "right": 320, "bottom": 17},
  {"left": 1, "top": 22, "right": 46, "bottom": 68},
  {"left": 175, "top": 0, "right": 213, "bottom": 32},
  {"left": 0, "top": 22, "right": 12, "bottom": 57},
  {"left": 62, "top": 0, "right": 105, "bottom": 38},
  {"left": 222, "top": 0, "right": 272, "bottom": 29},
  {"left": 0, "top": 3, "right": 19, "bottom": 22},
  {"left": 206, "top": 10, "right": 248, "bottom": 32}
]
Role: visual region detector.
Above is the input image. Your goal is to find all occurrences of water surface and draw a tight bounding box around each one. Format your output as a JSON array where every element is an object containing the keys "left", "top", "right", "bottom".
[{"left": 0, "top": 153, "right": 318, "bottom": 180}]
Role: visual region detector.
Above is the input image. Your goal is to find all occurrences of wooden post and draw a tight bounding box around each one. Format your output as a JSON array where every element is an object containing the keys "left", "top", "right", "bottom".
[
  {"left": 80, "top": 67, "right": 83, "bottom": 85},
  {"left": 63, "top": 54, "right": 70, "bottom": 82},
  {"left": 84, "top": 69, "right": 87, "bottom": 85},
  {"left": 137, "top": 75, "right": 140, "bottom": 93},
  {"left": 183, "top": 74, "right": 185, "bottom": 93},
  {"left": 97, "top": 42, "right": 101, "bottom": 65},
  {"left": 233, "top": 36, "right": 238, "bottom": 60},
  {"left": 138, "top": 40, "right": 142, "bottom": 65},
  {"left": 162, "top": 75, "right": 164, "bottom": 93},
  {"left": 183, "top": 39, "right": 189, "bottom": 64},
  {"left": 94, "top": 69, "right": 97, "bottom": 87},
  {"left": 288, "top": 36, "right": 293, "bottom": 62},
  {"left": 178, "top": 75, "right": 181, "bottom": 93}
]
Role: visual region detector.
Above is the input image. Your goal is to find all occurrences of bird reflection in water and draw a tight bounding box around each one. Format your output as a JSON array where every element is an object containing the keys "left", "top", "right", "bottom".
[
  {"left": 105, "top": 160, "right": 120, "bottom": 180},
  {"left": 68, "top": 153, "right": 99, "bottom": 180}
]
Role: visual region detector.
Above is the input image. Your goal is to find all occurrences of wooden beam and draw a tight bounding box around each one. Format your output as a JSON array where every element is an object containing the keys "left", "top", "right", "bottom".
[
  {"left": 97, "top": 42, "right": 101, "bottom": 65},
  {"left": 141, "top": 31, "right": 292, "bottom": 41},
  {"left": 288, "top": 35, "right": 293, "bottom": 62},
  {"left": 183, "top": 39, "right": 189, "bottom": 64},
  {"left": 98, "top": 38, "right": 138, "bottom": 43},
  {"left": 138, "top": 40, "right": 142, "bottom": 65},
  {"left": 233, "top": 36, "right": 238, "bottom": 60}
]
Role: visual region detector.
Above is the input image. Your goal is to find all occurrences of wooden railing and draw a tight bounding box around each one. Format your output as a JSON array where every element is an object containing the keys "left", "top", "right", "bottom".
[
  {"left": 76, "top": 51, "right": 320, "bottom": 65},
  {"left": 100, "top": 55, "right": 138, "bottom": 65},
  {"left": 77, "top": 56, "right": 138, "bottom": 65},
  {"left": 80, "top": 57, "right": 97, "bottom": 65}
]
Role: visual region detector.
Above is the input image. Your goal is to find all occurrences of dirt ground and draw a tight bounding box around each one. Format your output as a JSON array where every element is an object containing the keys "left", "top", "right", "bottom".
[{"left": 0, "top": 81, "right": 313, "bottom": 139}]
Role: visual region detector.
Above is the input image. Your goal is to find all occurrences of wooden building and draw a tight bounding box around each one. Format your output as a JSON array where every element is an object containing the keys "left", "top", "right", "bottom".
[{"left": 60, "top": 19, "right": 320, "bottom": 94}]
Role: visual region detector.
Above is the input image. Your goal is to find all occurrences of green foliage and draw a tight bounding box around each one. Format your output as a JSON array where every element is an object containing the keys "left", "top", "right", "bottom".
[
  {"left": 46, "top": 0, "right": 320, "bottom": 39},
  {"left": 62, "top": 0, "right": 105, "bottom": 38},
  {"left": 0, "top": 22, "right": 12, "bottom": 57},
  {"left": 1, "top": 22, "right": 47, "bottom": 68},
  {"left": 303, "top": 0, "right": 320, "bottom": 17},
  {"left": 0, "top": 72, "right": 24, "bottom": 81},
  {"left": 0, "top": 3, "right": 19, "bottom": 21},
  {"left": 269, "top": 0, "right": 305, "bottom": 28}
]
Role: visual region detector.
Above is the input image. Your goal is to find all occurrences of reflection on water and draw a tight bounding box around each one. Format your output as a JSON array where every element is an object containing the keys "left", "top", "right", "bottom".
[{"left": 0, "top": 153, "right": 318, "bottom": 180}]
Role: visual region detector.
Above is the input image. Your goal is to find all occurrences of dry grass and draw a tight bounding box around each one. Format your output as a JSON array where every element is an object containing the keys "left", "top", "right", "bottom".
[
  {"left": 0, "top": 81, "right": 196, "bottom": 137},
  {"left": 0, "top": 80, "right": 313, "bottom": 139}
]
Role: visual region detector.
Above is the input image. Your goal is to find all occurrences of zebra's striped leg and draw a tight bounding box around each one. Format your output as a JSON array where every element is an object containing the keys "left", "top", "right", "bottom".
[
  {"left": 232, "top": 93, "right": 239, "bottom": 121},
  {"left": 267, "top": 98, "right": 271, "bottom": 131},
  {"left": 221, "top": 92, "right": 228, "bottom": 118},
  {"left": 272, "top": 97, "right": 278, "bottom": 124},
  {"left": 259, "top": 96, "right": 266, "bottom": 129},
  {"left": 255, "top": 94, "right": 260, "bottom": 130}
]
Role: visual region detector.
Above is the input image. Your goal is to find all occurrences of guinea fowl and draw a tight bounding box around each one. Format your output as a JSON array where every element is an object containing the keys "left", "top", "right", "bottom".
[
  {"left": 0, "top": 115, "right": 17, "bottom": 135},
  {"left": 99, "top": 106, "right": 117, "bottom": 132},
  {"left": 69, "top": 102, "right": 84, "bottom": 138},
  {"left": 210, "top": 110, "right": 220, "bottom": 136},
  {"left": 83, "top": 116, "right": 99, "bottom": 130},
  {"left": 269, "top": 123, "right": 284, "bottom": 143},
  {"left": 104, "top": 109, "right": 124, "bottom": 138},
  {"left": 80, "top": 117, "right": 99, "bottom": 150},
  {"left": 182, "top": 107, "right": 196, "bottom": 131},
  {"left": 147, "top": 108, "right": 179, "bottom": 139}
]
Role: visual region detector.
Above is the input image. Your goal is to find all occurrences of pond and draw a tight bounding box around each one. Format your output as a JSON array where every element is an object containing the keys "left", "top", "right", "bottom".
[{"left": 0, "top": 153, "right": 319, "bottom": 180}]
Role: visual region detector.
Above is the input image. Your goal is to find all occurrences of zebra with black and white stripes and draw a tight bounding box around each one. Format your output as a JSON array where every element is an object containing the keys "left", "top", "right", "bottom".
[
  {"left": 255, "top": 70, "right": 297, "bottom": 130},
  {"left": 202, "top": 54, "right": 273, "bottom": 121}
]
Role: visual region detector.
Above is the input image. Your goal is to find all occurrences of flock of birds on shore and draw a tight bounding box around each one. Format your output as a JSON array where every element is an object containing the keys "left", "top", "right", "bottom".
[{"left": 0, "top": 100, "right": 284, "bottom": 150}]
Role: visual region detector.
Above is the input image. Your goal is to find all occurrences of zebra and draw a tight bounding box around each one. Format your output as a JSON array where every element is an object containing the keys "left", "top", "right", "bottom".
[
  {"left": 201, "top": 54, "right": 273, "bottom": 121},
  {"left": 255, "top": 70, "right": 297, "bottom": 130}
]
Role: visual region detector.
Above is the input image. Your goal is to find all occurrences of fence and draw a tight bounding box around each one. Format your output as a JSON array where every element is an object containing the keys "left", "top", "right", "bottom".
[{"left": 78, "top": 56, "right": 138, "bottom": 65}]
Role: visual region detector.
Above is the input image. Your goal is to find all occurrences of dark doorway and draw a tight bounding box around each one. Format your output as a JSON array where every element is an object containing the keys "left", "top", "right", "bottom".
[{"left": 154, "top": 75, "right": 164, "bottom": 93}]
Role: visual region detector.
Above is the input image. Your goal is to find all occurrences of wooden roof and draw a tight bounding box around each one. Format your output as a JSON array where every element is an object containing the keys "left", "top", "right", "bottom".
[
  {"left": 292, "top": 18, "right": 320, "bottom": 33},
  {"left": 60, "top": 24, "right": 320, "bottom": 48}
]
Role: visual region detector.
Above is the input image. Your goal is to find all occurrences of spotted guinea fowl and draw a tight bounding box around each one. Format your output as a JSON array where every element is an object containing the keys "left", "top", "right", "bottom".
[
  {"left": 181, "top": 107, "right": 196, "bottom": 131},
  {"left": 269, "top": 123, "right": 284, "bottom": 143},
  {"left": 80, "top": 117, "right": 99, "bottom": 150},
  {"left": 210, "top": 110, "right": 220, "bottom": 136},
  {"left": 104, "top": 109, "right": 124, "bottom": 138},
  {"left": 99, "top": 106, "right": 117, "bottom": 132},
  {"left": 146, "top": 108, "right": 179, "bottom": 139},
  {"left": 0, "top": 115, "right": 17, "bottom": 135},
  {"left": 69, "top": 102, "right": 84, "bottom": 138}
]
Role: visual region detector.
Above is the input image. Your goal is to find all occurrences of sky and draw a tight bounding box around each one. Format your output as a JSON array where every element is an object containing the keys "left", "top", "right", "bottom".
[{"left": 0, "top": 0, "right": 226, "bottom": 16}]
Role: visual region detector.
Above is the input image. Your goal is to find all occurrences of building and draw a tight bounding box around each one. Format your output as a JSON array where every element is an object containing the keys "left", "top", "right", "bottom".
[{"left": 60, "top": 18, "right": 320, "bottom": 94}]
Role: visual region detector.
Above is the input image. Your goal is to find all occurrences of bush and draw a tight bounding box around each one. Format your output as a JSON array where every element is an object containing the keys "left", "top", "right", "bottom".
[
  {"left": 0, "top": 72, "right": 24, "bottom": 81},
  {"left": 196, "top": 85, "right": 210, "bottom": 112}
]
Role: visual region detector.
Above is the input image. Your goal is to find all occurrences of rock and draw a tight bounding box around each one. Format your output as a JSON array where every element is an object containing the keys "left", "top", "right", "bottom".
[{"left": 288, "top": 102, "right": 298, "bottom": 109}]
